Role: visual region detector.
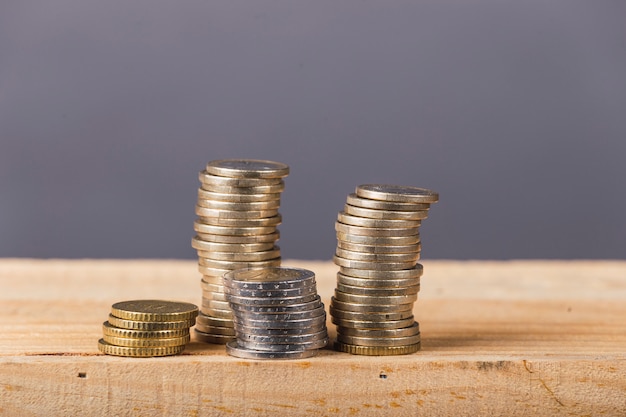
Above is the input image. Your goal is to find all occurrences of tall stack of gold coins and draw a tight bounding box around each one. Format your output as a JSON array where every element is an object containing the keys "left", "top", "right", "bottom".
[
  {"left": 192, "top": 159, "right": 289, "bottom": 344},
  {"left": 98, "top": 300, "right": 198, "bottom": 357},
  {"left": 223, "top": 267, "right": 329, "bottom": 360},
  {"left": 331, "top": 184, "right": 438, "bottom": 355}
]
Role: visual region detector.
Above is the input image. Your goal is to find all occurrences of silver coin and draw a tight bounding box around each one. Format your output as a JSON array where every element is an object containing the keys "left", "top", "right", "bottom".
[
  {"left": 196, "top": 312, "right": 234, "bottom": 328},
  {"left": 336, "top": 282, "right": 420, "bottom": 296},
  {"left": 329, "top": 306, "right": 414, "bottom": 321},
  {"left": 336, "top": 272, "right": 420, "bottom": 289},
  {"left": 194, "top": 221, "right": 278, "bottom": 236},
  {"left": 197, "top": 189, "right": 282, "bottom": 202},
  {"left": 330, "top": 297, "right": 414, "bottom": 313},
  {"left": 333, "top": 290, "right": 418, "bottom": 305},
  {"left": 226, "top": 292, "right": 318, "bottom": 307},
  {"left": 223, "top": 284, "right": 317, "bottom": 299},
  {"left": 192, "top": 237, "right": 275, "bottom": 253},
  {"left": 339, "top": 265, "right": 423, "bottom": 279},
  {"left": 343, "top": 204, "right": 429, "bottom": 220},
  {"left": 234, "top": 324, "right": 328, "bottom": 336},
  {"left": 225, "top": 340, "right": 318, "bottom": 360},
  {"left": 194, "top": 322, "right": 237, "bottom": 336},
  {"left": 198, "top": 257, "right": 281, "bottom": 270},
  {"left": 335, "top": 247, "right": 419, "bottom": 263},
  {"left": 206, "top": 159, "right": 290, "bottom": 179},
  {"left": 336, "top": 232, "right": 420, "bottom": 246},
  {"left": 229, "top": 297, "right": 322, "bottom": 313},
  {"left": 194, "top": 329, "right": 235, "bottom": 344},
  {"left": 224, "top": 267, "right": 316, "bottom": 290},
  {"left": 336, "top": 332, "right": 421, "bottom": 347},
  {"left": 198, "top": 247, "right": 281, "bottom": 262},
  {"left": 195, "top": 231, "right": 280, "bottom": 244},
  {"left": 335, "top": 222, "right": 420, "bottom": 237},
  {"left": 199, "top": 170, "right": 283, "bottom": 187},
  {"left": 197, "top": 215, "right": 282, "bottom": 228},
  {"left": 232, "top": 306, "right": 326, "bottom": 321},
  {"left": 346, "top": 193, "right": 431, "bottom": 211},
  {"left": 236, "top": 337, "right": 328, "bottom": 352},
  {"left": 338, "top": 322, "right": 420, "bottom": 338},
  {"left": 332, "top": 316, "right": 415, "bottom": 329},
  {"left": 195, "top": 208, "right": 280, "bottom": 219},
  {"left": 200, "top": 306, "right": 234, "bottom": 319},
  {"left": 232, "top": 314, "right": 327, "bottom": 329},
  {"left": 199, "top": 181, "right": 285, "bottom": 194},
  {"left": 356, "top": 184, "right": 439, "bottom": 204},
  {"left": 337, "top": 212, "right": 422, "bottom": 229},
  {"left": 333, "top": 255, "right": 418, "bottom": 271},
  {"left": 337, "top": 240, "right": 421, "bottom": 254},
  {"left": 237, "top": 330, "right": 328, "bottom": 345}
]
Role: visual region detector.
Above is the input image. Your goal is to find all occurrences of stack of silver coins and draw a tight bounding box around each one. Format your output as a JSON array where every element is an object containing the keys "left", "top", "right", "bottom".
[
  {"left": 192, "top": 159, "right": 289, "bottom": 344},
  {"left": 223, "top": 267, "right": 329, "bottom": 359},
  {"left": 331, "top": 184, "right": 439, "bottom": 355}
]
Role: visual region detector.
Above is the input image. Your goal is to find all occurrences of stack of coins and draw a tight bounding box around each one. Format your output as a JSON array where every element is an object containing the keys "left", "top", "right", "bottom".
[
  {"left": 331, "top": 184, "right": 439, "bottom": 355},
  {"left": 223, "top": 267, "right": 329, "bottom": 359},
  {"left": 98, "top": 300, "right": 198, "bottom": 357},
  {"left": 192, "top": 159, "right": 289, "bottom": 344}
]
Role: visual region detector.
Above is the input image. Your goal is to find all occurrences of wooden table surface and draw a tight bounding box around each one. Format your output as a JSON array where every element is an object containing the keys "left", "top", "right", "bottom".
[{"left": 1, "top": 259, "right": 625, "bottom": 416}]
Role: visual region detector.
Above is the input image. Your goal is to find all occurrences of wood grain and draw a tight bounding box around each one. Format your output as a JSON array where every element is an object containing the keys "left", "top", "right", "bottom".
[{"left": 1, "top": 259, "right": 625, "bottom": 416}]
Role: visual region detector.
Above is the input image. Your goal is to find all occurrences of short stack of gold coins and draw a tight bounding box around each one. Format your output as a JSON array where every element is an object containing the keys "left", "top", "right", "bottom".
[
  {"left": 331, "top": 184, "right": 439, "bottom": 355},
  {"left": 223, "top": 267, "right": 329, "bottom": 360},
  {"left": 192, "top": 159, "right": 289, "bottom": 344},
  {"left": 98, "top": 300, "right": 198, "bottom": 357}
]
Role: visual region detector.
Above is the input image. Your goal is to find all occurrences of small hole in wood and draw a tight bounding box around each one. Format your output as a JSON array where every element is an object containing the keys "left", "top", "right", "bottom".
[
  {"left": 78, "top": 372, "right": 87, "bottom": 378},
  {"left": 379, "top": 372, "right": 387, "bottom": 379}
]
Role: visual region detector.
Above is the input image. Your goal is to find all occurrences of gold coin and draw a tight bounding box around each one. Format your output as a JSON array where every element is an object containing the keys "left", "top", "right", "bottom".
[
  {"left": 198, "top": 265, "right": 231, "bottom": 278},
  {"left": 336, "top": 272, "right": 420, "bottom": 288},
  {"left": 334, "top": 341, "right": 420, "bottom": 356},
  {"left": 343, "top": 204, "right": 429, "bottom": 220},
  {"left": 335, "top": 222, "right": 420, "bottom": 237},
  {"left": 197, "top": 189, "right": 281, "bottom": 203},
  {"left": 194, "top": 329, "right": 235, "bottom": 344},
  {"left": 336, "top": 332, "right": 421, "bottom": 347},
  {"left": 336, "top": 282, "right": 420, "bottom": 296},
  {"left": 197, "top": 247, "right": 280, "bottom": 262},
  {"left": 102, "top": 321, "right": 189, "bottom": 339},
  {"left": 337, "top": 240, "right": 421, "bottom": 254},
  {"left": 202, "top": 290, "right": 228, "bottom": 302},
  {"left": 198, "top": 170, "right": 283, "bottom": 187},
  {"left": 195, "top": 208, "right": 279, "bottom": 219},
  {"left": 339, "top": 265, "right": 423, "bottom": 279},
  {"left": 111, "top": 300, "right": 199, "bottom": 322},
  {"left": 337, "top": 322, "right": 420, "bottom": 338},
  {"left": 195, "top": 199, "right": 280, "bottom": 212},
  {"left": 195, "top": 231, "right": 280, "bottom": 244},
  {"left": 199, "top": 182, "right": 285, "bottom": 194},
  {"left": 335, "top": 247, "right": 419, "bottom": 263},
  {"left": 332, "top": 316, "right": 415, "bottom": 329},
  {"left": 330, "top": 297, "right": 414, "bottom": 313},
  {"left": 197, "top": 215, "right": 282, "bottom": 227},
  {"left": 329, "top": 306, "right": 414, "bottom": 321},
  {"left": 194, "top": 221, "right": 278, "bottom": 236},
  {"left": 107, "top": 314, "right": 196, "bottom": 331},
  {"left": 97, "top": 339, "right": 185, "bottom": 357},
  {"left": 205, "top": 159, "right": 289, "bottom": 179},
  {"left": 196, "top": 312, "right": 235, "bottom": 328},
  {"left": 355, "top": 184, "right": 439, "bottom": 204},
  {"left": 200, "top": 306, "right": 234, "bottom": 319},
  {"left": 333, "top": 289, "right": 418, "bottom": 305},
  {"left": 200, "top": 279, "right": 225, "bottom": 293},
  {"left": 337, "top": 212, "right": 422, "bottom": 229},
  {"left": 333, "top": 255, "right": 418, "bottom": 270},
  {"left": 102, "top": 334, "right": 191, "bottom": 347},
  {"left": 191, "top": 237, "right": 275, "bottom": 252},
  {"left": 194, "top": 322, "right": 236, "bottom": 336},
  {"left": 336, "top": 232, "right": 420, "bottom": 246},
  {"left": 198, "top": 257, "right": 281, "bottom": 270},
  {"left": 346, "top": 193, "right": 430, "bottom": 211}
]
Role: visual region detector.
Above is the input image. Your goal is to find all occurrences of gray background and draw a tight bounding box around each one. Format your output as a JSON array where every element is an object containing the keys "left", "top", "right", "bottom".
[{"left": 1, "top": 1, "right": 625, "bottom": 260}]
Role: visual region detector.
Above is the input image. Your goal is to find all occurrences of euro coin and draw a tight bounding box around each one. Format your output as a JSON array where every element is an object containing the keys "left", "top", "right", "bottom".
[
  {"left": 205, "top": 159, "right": 290, "bottom": 179},
  {"left": 356, "top": 184, "right": 439, "bottom": 204}
]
